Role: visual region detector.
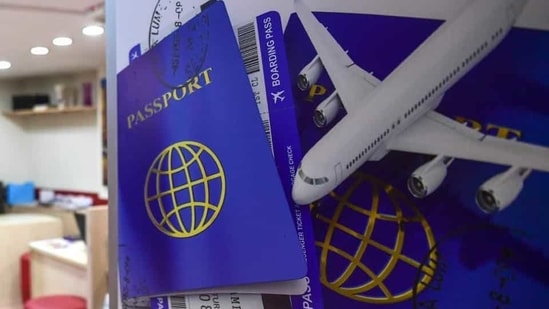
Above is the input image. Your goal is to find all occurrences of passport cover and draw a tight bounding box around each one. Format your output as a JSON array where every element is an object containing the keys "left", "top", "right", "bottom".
[
  {"left": 284, "top": 6, "right": 549, "bottom": 309},
  {"left": 117, "top": 1, "right": 306, "bottom": 299}
]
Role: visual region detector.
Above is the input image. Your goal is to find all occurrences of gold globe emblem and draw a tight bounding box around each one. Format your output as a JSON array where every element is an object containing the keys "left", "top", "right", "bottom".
[
  {"left": 314, "top": 172, "right": 437, "bottom": 304},
  {"left": 144, "top": 141, "right": 226, "bottom": 238}
]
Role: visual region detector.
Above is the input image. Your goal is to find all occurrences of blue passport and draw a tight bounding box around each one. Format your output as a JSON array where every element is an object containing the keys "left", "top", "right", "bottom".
[{"left": 117, "top": 1, "right": 306, "bottom": 299}]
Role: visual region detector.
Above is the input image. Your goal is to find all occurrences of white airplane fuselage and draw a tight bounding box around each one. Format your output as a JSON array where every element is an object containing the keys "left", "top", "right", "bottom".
[{"left": 292, "top": 0, "right": 529, "bottom": 204}]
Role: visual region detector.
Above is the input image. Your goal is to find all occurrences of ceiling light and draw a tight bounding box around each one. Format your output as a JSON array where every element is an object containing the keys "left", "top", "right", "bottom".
[
  {"left": 0, "top": 61, "right": 11, "bottom": 70},
  {"left": 53, "top": 37, "right": 73, "bottom": 46},
  {"left": 82, "top": 25, "right": 104, "bottom": 36},
  {"left": 31, "top": 46, "right": 49, "bottom": 55}
]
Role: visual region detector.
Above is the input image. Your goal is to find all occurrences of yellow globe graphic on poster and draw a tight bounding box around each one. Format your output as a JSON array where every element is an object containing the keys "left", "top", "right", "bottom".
[
  {"left": 144, "top": 141, "right": 225, "bottom": 238},
  {"left": 314, "top": 172, "right": 437, "bottom": 304}
]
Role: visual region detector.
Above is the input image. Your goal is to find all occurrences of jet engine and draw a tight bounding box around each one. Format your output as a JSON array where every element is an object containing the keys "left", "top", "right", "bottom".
[
  {"left": 407, "top": 155, "right": 453, "bottom": 198},
  {"left": 475, "top": 167, "right": 530, "bottom": 214},
  {"left": 313, "top": 91, "right": 341, "bottom": 128},
  {"left": 297, "top": 54, "right": 323, "bottom": 91}
]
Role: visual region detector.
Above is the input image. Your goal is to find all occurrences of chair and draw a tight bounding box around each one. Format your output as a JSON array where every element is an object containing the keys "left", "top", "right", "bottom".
[
  {"left": 22, "top": 206, "right": 108, "bottom": 309},
  {"left": 21, "top": 252, "right": 86, "bottom": 309},
  {"left": 0, "top": 214, "right": 62, "bottom": 307}
]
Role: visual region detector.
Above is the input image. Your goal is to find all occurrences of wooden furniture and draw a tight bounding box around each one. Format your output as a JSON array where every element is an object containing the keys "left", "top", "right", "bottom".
[
  {"left": 0, "top": 214, "right": 62, "bottom": 308},
  {"left": 29, "top": 238, "right": 88, "bottom": 300},
  {"left": 2, "top": 106, "right": 96, "bottom": 117},
  {"left": 85, "top": 206, "right": 109, "bottom": 309},
  {"left": 8, "top": 206, "right": 80, "bottom": 236},
  {"left": 28, "top": 206, "right": 108, "bottom": 309}
]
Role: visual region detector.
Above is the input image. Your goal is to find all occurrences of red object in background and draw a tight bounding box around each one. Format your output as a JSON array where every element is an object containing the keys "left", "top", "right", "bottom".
[
  {"left": 21, "top": 252, "right": 86, "bottom": 309},
  {"left": 20, "top": 252, "right": 31, "bottom": 304},
  {"left": 34, "top": 188, "right": 108, "bottom": 206},
  {"left": 24, "top": 295, "right": 86, "bottom": 309},
  {"left": 21, "top": 253, "right": 87, "bottom": 309}
]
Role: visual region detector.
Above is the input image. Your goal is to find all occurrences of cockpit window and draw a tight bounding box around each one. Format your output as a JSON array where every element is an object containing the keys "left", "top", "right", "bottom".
[
  {"left": 313, "top": 177, "right": 329, "bottom": 185},
  {"left": 298, "top": 168, "right": 313, "bottom": 185},
  {"left": 298, "top": 169, "right": 328, "bottom": 185}
]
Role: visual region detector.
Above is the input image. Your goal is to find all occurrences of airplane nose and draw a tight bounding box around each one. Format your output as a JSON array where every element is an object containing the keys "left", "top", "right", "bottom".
[{"left": 292, "top": 177, "right": 312, "bottom": 205}]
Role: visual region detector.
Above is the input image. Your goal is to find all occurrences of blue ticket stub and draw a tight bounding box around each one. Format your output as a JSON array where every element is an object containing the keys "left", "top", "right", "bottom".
[{"left": 251, "top": 10, "right": 324, "bottom": 309}]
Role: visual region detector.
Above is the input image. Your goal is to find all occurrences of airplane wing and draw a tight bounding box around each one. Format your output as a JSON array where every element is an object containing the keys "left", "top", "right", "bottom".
[
  {"left": 386, "top": 111, "right": 549, "bottom": 172},
  {"left": 295, "top": 0, "right": 380, "bottom": 112}
]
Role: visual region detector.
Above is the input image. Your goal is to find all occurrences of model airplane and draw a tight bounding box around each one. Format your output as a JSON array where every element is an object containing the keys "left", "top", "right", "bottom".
[{"left": 291, "top": 0, "right": 549, "bottom": 213}]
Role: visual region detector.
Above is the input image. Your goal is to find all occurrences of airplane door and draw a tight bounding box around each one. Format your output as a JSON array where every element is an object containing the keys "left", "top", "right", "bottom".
[{"left": 335, "top": 163, "right": 343, "bottom": 184}]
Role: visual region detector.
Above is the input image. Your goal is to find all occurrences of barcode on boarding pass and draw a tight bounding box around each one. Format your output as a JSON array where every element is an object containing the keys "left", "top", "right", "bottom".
[
  {"left": 236, "top": 20, "right": 273, "bottom": 153},
  {"left": 262, "top": 119, "right": 273, "bottom": 150},
  {"left": 169, "top": 296, "right": 188, "bottom": 308},
  {"left": 237, "top": 22, "right": 260, "bottom": 74}
]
